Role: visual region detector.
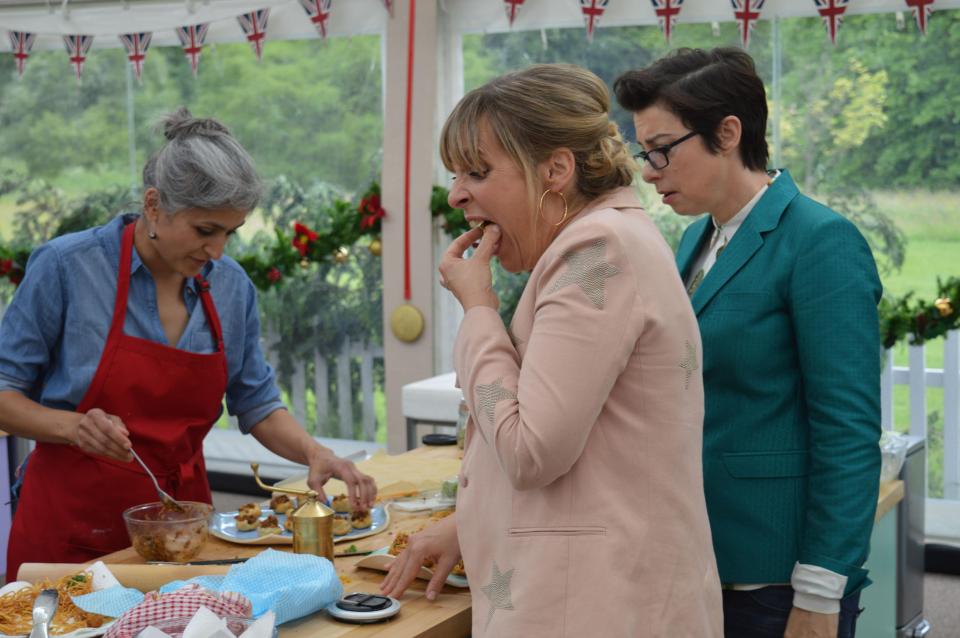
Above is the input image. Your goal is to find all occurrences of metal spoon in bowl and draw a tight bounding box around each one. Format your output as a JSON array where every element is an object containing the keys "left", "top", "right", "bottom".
[
  {"left": 28, "top": 588, "right": 57, "bottom": 638},
  {"left": 129, "top": 447, "right": 185, "bottom": 513}
]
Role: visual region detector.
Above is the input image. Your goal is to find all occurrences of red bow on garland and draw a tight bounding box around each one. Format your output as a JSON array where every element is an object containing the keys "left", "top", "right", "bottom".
[
  {"left": 292, "top": 222, "right": 319, "bottom": 257},
  {"left": 358, "top": 183, "right": 386, "bottom": 235}
]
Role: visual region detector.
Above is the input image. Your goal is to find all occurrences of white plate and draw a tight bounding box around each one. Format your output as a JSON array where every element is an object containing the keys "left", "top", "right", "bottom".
[
  {"left": 209, "top": 506, "right": 390, "bottom": 545},
  {"left": 355, "top": 547, "right": 468, "bottom": 588},
  {"left": 0, "top": 562, "right": 118, "bottom": 638}
]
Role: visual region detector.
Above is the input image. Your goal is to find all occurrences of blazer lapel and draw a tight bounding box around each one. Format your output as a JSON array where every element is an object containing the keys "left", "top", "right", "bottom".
[
  {"left": 690, "top": 170, "right": 801, "bottom": 316},
  {"left": 676, "top": 217, "right": 712, "bottom": 282}
]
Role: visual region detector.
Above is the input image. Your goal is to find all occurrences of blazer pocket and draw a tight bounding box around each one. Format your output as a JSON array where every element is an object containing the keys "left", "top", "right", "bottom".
[
  {"left": 507, "top": 526, "right": 607, "bottom": 538},
  {"left": 721, "top": 450, "right": 810, "bottom": 478}
]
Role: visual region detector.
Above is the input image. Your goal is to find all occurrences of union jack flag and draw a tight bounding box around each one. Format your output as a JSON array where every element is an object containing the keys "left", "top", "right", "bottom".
[
  {"left": 237, "top": 9, "right": 271, "bottom": 61},
  {"left": 905, "top": 0, "right": 935, "bottom": 35},
  {"left": 651, "top": 0, "right": 683, "bottom": 43},
  {"left": 119, "top": 32, "right": 152, "bottom": 82},
  {"left": 504, "top": 0, "right": 525, "bottom": 27},
  {"left": 62, "top": 34, "right": 93, "bottom": 82},
  {"left": 8, "top": 31, "right": 35, "bottom": 78},
  {"left": 731, "top": 0, "right": 765, "bottom": 48},
  {"left": 579, "top": 0, "right": 610, "bottom": 42},
  {"left": 814, "top": 0, "right": 848, "bottom": 44},
  {"left": 299, "top": 0, "right": 332, "bottom": 39},
  {"left": 176, "top": 23, "right": 209, "bottom": 77}
]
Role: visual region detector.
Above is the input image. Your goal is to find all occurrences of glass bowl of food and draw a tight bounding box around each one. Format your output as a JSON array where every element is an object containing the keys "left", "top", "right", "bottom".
[{"left": 123, "top": 501, "right": 213, "bottom": 562}]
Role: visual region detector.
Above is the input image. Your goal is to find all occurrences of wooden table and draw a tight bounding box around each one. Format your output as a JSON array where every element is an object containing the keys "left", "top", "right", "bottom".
[{"left": 101, "top": 445, "right": 472, "bottom": 638}]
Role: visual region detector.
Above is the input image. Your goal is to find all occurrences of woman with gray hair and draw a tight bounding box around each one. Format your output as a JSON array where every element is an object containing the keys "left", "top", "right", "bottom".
[{"left": 0, "top": 107, "right": 376, "bottom": 579}]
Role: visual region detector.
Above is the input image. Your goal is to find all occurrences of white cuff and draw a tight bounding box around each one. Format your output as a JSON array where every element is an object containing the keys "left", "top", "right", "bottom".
[{"left": 791, "top": 562, "right": 846, "bottom": 614}]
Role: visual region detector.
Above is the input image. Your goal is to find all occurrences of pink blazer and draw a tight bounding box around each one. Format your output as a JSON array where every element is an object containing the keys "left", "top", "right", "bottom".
[{"left": 454, "top": 188, "right": 722, "bottom": 637}]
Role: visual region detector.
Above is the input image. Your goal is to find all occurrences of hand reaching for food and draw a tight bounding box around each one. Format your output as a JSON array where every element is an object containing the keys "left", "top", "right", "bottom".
[{"left": 380, "top": 513, "right": 462, "bottom": 601}]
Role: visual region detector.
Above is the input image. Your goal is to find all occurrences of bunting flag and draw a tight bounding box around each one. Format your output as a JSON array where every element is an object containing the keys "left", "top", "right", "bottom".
[
  {"left": 119, "top": 32, "right": 152, "bottom": 82},
  {"left": 905, "top": 0, "right": 935, "bottom": 35},
  {"left": 504, "top": 0, "right": 525, "bottom": 27},
  {"left": 176, "top": 23, "right": 209, "bottom": 77},
  {"left": 652, "top": 0, "right": 683, "bottom": 43},
  {"left": 8, "top": 31, "right": 36, "bottom": 78},
  {"left": 62, "top": 34, "right": 93, "bottom": 81},
  {"left": 579, "top": 0, "right": 610, "bottom": 41},
  {"left": 814, "top": 0, "right": 849, "bottom": 44},
  {"left": 731, "top": 0, "right": 765, "bottom": 48},
  {"left": 299, "top": 0, "right": 333, "bottom": 39},
  {"left": 237, "top": 9, "right": 271, "bottom": 60}
]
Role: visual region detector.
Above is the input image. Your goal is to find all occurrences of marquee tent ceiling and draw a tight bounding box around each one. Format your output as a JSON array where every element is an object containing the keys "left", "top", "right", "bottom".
[{"left": 1, "top": 0, "right": 957, "bottom": 51}]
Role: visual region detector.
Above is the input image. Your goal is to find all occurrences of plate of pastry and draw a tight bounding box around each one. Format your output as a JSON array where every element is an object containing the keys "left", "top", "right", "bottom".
[
  {"left": 355, "top": 531, "right": 468, "bottom": 588},
  {"left": 209, "top": 495, "right": 390, "bottom": 545}
]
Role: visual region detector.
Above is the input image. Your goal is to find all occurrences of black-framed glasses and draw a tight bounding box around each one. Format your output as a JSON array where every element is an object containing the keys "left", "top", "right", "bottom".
[{"left": 633, "top": 131, "right": 698, "bottom": 170}]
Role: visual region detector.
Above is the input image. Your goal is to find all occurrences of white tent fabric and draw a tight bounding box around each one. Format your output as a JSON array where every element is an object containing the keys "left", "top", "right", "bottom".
[{"left": 2, "top": 0, "right": 958, "bottom": 51}]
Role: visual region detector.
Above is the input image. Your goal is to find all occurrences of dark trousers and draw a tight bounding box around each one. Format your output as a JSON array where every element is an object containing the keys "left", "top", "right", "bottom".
[{"left": 722, "top": 585, "right": 862, "bottom": 637}]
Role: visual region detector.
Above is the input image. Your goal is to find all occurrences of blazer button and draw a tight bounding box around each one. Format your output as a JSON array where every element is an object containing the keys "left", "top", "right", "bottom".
[{"left": 460, "top": 475, "right": 468, "bottom": 488}]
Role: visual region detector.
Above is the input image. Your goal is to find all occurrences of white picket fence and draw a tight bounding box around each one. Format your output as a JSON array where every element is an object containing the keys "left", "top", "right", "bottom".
[
  {"left": 882, "top": 329, "right": 960, "bottom": 501},
  {"left": 254, "top": 326, "right": 385, "bottom": 442},
  {"left": 0, "top": 296, "right": 385, "bottom": 442}
]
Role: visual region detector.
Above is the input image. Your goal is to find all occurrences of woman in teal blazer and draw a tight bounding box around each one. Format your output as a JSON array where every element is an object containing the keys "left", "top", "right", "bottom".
[{"left": 615, "top": 49, "right": 882, "bottom": 638}]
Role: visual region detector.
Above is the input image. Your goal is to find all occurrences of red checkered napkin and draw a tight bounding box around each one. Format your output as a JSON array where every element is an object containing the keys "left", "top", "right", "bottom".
[{"left": 104, "top": 585, "right": 252, "bottom": 638}]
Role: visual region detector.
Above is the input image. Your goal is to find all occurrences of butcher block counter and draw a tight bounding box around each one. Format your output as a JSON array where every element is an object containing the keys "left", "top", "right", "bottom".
[{"left": 35, "top": 444, "right": 472, "bottom": 638}]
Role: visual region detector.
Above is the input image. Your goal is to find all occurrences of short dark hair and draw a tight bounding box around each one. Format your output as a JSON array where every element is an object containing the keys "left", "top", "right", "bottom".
[{"left": 613, "top": 47, "right": 769, "bottom": 171}]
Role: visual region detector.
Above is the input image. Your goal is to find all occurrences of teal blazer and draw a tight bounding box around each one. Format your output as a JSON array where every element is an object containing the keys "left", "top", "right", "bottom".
[{"left": 676, "top": 170, "right": 882, "bottom": 594}]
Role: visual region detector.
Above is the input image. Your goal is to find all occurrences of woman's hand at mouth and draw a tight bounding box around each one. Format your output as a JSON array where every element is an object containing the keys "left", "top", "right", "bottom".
[{"left": 438, "top": 224, "right": 500, "bottom": 312}]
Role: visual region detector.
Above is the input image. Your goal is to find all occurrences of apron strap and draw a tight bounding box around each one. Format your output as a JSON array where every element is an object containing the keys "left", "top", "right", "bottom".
[{"left": 194, "top": 275, "right": 224, "bottom": 353}]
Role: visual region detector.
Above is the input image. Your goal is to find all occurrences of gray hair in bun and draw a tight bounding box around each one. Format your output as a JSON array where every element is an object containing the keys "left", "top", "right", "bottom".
[{"left": 143, "top": 107, "right": 262, "bottom": 214}]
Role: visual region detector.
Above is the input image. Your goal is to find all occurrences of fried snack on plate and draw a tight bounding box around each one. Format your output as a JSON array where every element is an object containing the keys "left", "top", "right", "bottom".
[
  {"left": 350, "top": 509, "right": 372, "bottom": 529},
  {"left": 270, "top": 494, "right": 295, "bottom": 515},
  {"left": 330, "top": 494, "right": 350, "bottom": 514},
  {"left": 332, "top": 516, "right": 352, "bottom": 536},
  {"left": 257, "top": 515, "right": 282, "bottom": 536}
]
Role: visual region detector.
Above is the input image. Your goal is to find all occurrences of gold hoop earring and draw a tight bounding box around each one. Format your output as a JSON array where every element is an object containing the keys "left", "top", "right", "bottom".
[{"left": 538, "top": 189, "right": 568, "bottom": 227}]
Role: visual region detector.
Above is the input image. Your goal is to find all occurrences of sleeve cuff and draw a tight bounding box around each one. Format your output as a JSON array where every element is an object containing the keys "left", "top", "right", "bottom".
[
  {"left": 791, "top": 562, "right": 846, "bottom": 614},
  {"left": 237, "top": 402, "right": 286, "bottom": 433},
  {"left": 0, "top": 372, "right": 32, "bottom": 394}
]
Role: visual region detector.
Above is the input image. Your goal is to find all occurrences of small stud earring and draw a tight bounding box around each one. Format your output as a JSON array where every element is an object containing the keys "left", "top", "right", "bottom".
[{"left": 148, "top": 230, "right": 157, "bottom": 239}]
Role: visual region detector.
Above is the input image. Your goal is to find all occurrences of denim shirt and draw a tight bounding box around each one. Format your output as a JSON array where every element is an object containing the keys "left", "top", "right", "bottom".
[{"left": 0, "top": 214, "right": 284, "bottom": 433}]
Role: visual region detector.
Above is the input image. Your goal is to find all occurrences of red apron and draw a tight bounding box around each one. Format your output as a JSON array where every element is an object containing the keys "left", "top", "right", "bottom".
[{"left": 7, "top": 221, "right": 228, "bottom": 580}]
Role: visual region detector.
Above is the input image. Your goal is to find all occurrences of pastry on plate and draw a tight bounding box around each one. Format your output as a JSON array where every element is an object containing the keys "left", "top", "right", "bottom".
[
  {"left": 271, "top": 494, "right": 295, "bottom": 515},
  {"left": 235, "top": 512, "right": 259, "bottom": 532},
  {"left": 350, "top": 508, "right": 372, "bottom": 529},
  {"left": 283, "top": 515, "right": 294, "bottom": 533},
  {"left": 330, "top": 494, "right": 350, "bottom": 513},
  {"left": 258, "top": 515, "right": 282, "bottom": 536},
  {"left": 238, "top": 502, "right": 261, "bottom": 518},
  {"left": 332, "top": 515, "right": 352, "bottom": 536},
  {"left": 451, "top": 559, "right": 466, "bottom": 577}
]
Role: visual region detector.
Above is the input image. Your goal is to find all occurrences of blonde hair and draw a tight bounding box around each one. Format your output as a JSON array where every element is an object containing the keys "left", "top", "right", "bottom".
[{"left": 440, "top": 64, "right": 636, "bottom": 210}]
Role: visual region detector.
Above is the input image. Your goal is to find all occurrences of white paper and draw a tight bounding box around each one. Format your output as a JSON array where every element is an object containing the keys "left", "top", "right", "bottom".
[
  {"left": 237, "top": 611, "right": 275, "bottom": 638},
  {"left": 182, "top": 607, "right": 233, "bottom": 638}
]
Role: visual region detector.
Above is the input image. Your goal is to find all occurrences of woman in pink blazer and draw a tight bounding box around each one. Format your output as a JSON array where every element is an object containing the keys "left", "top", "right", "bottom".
[{"left": 382, "top": 64, "right": 722, "bottom": 637}]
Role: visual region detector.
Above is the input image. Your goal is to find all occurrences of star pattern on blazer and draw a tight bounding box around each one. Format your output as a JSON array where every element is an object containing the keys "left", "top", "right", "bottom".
[
  {"left": 547, "top": 238, "right": 621, "bottom": 310},
  {"left": 474, "top": 378, "right": 517, "bottom": 443},
  {"left": 679, "top": 340, "right": 699, "bottom": 390},
  {"left": 480, "top": 561, "right": 515, "bottom": 628}
]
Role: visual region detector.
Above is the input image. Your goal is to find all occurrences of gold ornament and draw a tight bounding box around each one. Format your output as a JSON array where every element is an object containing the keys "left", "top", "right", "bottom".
[
  {"left": 390, "top": 303, "right": 425, "bottom": 343},
  {"left": 333, "top": 248, "right": 349, "bottom": 264},
  {"left": 299, "top": 258, "right": 310, "bottom": 269},
  {"left": 369, "top": 238, "right": 382, "bottom": 257},
  {"left": 935, "top": 297, "right": 954, "bottom": 317}
]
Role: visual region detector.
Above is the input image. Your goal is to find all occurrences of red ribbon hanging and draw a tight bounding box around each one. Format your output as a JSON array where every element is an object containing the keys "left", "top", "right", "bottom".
[{"left": 402, "top": 0, "right": 416, "bottom": 301}]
